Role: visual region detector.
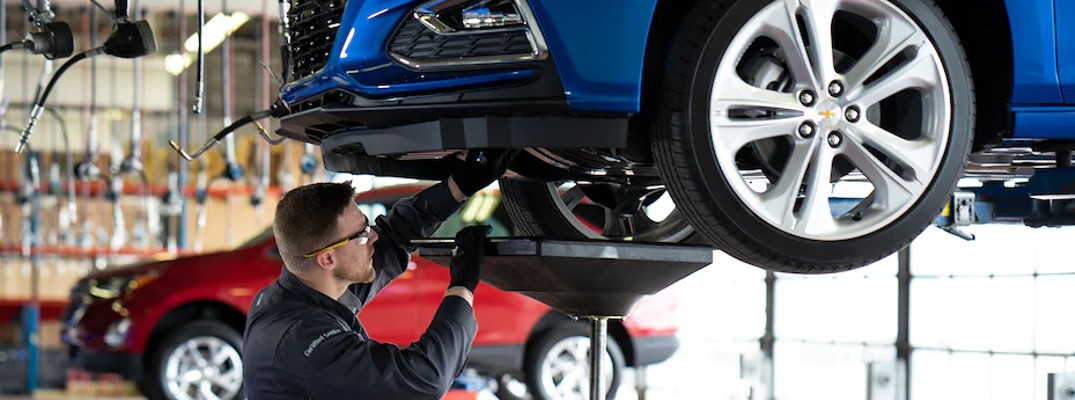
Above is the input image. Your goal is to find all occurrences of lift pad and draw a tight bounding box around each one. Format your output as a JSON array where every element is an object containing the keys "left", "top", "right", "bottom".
[
  {"left": 417, "top": 238, "right": 712, "bottom": 400},
  {"left": 414, "top": 238, "right": 714, "bottom": 317}
]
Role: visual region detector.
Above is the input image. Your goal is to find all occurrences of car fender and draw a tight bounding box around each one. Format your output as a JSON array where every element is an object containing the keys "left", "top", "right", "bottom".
[{"left": 124, "top": 287, "right": 252, "bottom": 352}]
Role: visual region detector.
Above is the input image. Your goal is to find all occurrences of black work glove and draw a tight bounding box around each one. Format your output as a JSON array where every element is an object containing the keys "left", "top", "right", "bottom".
[
  {"left": 451, "top": 149, "right": 520, "bottom": 197},
  {"left": 449, "top": 225, "right": 492, "bottom": 293}
]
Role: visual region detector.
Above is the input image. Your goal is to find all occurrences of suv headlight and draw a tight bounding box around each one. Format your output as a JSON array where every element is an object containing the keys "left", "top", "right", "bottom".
[{"left": 88, "top": 272, "right": 159, "bottom": 299}]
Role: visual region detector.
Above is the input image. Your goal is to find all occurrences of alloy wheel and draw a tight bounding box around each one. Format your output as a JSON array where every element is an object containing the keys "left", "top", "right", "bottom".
[
  {"left": 708, "top": 0, "right": 951, "bottom": 241},
  {"left": 539, "top": 336, "right": 616, "bottom": 400},
  {"left": 163, "top": 335, "right": 244, "bottom": 400},
  {"left": 543, "top": 180, "right": 693, "bottom": 242}
]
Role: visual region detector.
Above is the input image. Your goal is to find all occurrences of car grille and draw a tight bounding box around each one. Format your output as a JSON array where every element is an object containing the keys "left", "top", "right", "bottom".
[
  {"left": 389, "top": 18, "right": 534, "bottom": 63},
  {"left": 287, "top": 0, "right": 348, "bottom": 81}
]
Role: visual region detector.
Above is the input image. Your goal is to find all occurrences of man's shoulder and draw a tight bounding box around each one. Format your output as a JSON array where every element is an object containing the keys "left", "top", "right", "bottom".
[
  {"left": 245, "top": 284, "right": 313, "bottom": 347},
  {"left": 248, "top": 281, "right": 308, "bottom": 320},
  {"left": 248, "top": 283, "right": 280, "bottom": 314}
]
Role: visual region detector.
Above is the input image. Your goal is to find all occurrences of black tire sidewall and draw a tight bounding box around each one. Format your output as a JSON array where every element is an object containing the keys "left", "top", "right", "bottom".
[
  {"left": 524, "top": 324, "right": 626, "bottom": 400},
  {"left": 501, "top": 178, "right": 591, "bottom": 239},
  {"left": 673, "top": 0, "right": 972, "bottom": 268},
  {"left": 142, "top": 320, "right": 244, "bottom": 400}
]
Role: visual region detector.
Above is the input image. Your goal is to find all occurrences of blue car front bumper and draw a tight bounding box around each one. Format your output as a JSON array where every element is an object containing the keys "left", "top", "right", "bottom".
[
  {"left": 277, "top": 0, "right": 660, "bottom": 178},
  {"left": 277, "top": 0, "right": 661, "bottom": 141}
]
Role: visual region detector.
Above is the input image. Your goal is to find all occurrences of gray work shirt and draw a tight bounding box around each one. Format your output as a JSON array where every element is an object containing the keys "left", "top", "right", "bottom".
[{"left": 242, "top": 183, "right": 475, "bottom": 399}]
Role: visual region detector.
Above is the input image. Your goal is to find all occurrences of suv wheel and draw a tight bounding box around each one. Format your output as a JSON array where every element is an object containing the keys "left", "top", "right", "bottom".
[
  {"left": 651, "top": 0, "right": 973, "bottom": 272},
  {"left": 142, "top": 320, "right": 244, "bottom": 400}
]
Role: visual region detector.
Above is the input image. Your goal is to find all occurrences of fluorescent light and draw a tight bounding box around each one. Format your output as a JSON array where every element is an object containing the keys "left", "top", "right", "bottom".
[
  {"left": 169, "top": 12, "right": 250, "bottom": 75},
  {"left": 164, "top": 53, "right": 192, "bottom": 76},
  {"left": 184, "top": 12, "right": 250, "bottom": 54}
]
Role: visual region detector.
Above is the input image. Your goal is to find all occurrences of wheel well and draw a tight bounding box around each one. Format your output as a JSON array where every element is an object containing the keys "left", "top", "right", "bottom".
[
  {"left": 525, "top": 312, "right": 636, "bottom": 367},
  {"left": 638, "top": 0, "right": 1013, "bottom": 152},
  {"left": 143, "top": 301, "right": 246, "bottom": 367},
  {"left": 632, "top": 0, "right": 703, "bottom": 160},
  {"left": 932, "top": 0, "right": 1013, "bottom": 151}
]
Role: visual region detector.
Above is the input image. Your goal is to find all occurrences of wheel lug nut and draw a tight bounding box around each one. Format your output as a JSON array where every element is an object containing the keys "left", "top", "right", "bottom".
[
  {"left": 799, "top": 90, "right": 816, "bottom": 106},
  {"left": 828, "top": 132, "right": 843, "bottom": 148},
  {"left": 828, "top": 81, "right": 844, "bottom": 97},
  {"left": 798, "top": 122, "right": 817, "bottom": 138},
  {"left": 845, "top": 106, "right": 861, "bottom": 123}
]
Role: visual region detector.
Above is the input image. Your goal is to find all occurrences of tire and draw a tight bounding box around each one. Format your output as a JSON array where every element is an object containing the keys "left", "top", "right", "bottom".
[
  {"left": 651, "top": 0, "right": 974, "bottom": 272},
  {"left": 500, "top": 178, "right": 698, "bottom": 243},
  {"left": 524, "top": 323, "right": 626, "bottom": 400},
  {"left": 140, "top": 320, "right": 245, "bottom": 400},
  {"left": 494, "top": 374, "right": 528, "bottom": 400}
]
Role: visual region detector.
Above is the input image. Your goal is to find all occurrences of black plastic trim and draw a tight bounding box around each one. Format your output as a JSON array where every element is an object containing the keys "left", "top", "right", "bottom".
[
  {"left": 389, "top": 17, "right": 533, "bottom": 64},
  {"left": 466, "top": 344, "right": 525, "bottom": 375},
  {"left": 321, "top": 116, "right": 628, "bottom": 178},
  {"left": 280, "top": 98, "right": 572, "bottom": 138},
  {"left": 71, "top": 347, "right": 144, "bottom": 380},
  {"left": 630, "top": 335, "right": 679, "bottom": 366},
  {"left": 287, "top": 0, "right": 348, "bottom": 81}
]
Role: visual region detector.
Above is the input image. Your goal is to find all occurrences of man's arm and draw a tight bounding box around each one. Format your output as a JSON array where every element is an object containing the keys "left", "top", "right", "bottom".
[
  {"left": 351, "top": 181, "right": 464, "bottom": 304},
  {"left": 352, "top": 149, "right": 517, "bottom": 305},
  {"left": 276, "top": 297, "right": 478, "bottom": 398}
]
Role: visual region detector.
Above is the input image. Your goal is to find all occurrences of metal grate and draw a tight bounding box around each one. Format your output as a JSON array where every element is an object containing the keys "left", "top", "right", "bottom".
[
  {"left": 287, "top": 0, "right": 348, "bottom": 81},
  {"left": 389, "top": 18, "right": 533, "bottom": 62}
]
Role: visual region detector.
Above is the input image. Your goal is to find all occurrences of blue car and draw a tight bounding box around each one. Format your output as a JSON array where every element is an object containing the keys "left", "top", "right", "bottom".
[{"left": 275, "top": 0, "right": 1075, "bottom": 273}]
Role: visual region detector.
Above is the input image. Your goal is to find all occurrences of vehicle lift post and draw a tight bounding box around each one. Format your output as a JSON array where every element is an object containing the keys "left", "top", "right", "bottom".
[
  {"left": 417, "top": 238, "right": 713, "bottom": 400},
  {"left": 587, "top": 316, "right": 608, "bottom": 400}
]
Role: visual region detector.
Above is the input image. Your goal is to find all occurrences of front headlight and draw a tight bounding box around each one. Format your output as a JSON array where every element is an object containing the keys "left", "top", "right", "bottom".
[{"left": 88, "top": 272, "right": 159, "bottom": 299}]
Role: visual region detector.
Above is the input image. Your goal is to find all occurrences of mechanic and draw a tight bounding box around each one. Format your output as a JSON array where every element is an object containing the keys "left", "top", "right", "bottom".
[{"left": 242, "top": 150, "right": 516, "bottom": 399}]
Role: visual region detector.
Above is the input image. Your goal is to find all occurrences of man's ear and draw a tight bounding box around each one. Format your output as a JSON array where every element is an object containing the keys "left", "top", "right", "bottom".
[{"left": 314, "top": 250, "right": 336, "bottom": 271}]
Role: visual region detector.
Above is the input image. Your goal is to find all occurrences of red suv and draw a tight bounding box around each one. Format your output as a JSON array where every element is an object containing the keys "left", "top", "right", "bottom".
[{"left": 62, "top": 184, "right": 680, "bottom": 400}]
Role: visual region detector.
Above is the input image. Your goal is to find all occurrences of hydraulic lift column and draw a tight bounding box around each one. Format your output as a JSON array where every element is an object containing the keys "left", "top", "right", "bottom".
[
  {"left": 417, "top": 238, "right": 714, "bottom": 400},
  {"left": 588, "top": 316, "right": 608, "bottom": 400}
]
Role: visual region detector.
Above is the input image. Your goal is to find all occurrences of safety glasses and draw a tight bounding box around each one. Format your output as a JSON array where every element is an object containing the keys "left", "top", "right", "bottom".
[{"left": 303, "top": 224, "right": 372, "bottom": 258}]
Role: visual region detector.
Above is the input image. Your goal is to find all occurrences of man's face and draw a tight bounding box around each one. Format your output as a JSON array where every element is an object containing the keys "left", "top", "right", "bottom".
[{"left": 331, "top": 203, "right": 379, "bottom": 284}]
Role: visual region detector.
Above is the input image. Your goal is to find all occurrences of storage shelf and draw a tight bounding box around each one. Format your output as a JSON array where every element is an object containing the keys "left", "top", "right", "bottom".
[
  {"left": 0, "top": 181, "right": 284, "bottom": 199},
  {"left": 0, "top": 244, "right": 184, "bottom": 258},
  {"left": 0, "top": 299, "right": 67, "bottom": 322}
]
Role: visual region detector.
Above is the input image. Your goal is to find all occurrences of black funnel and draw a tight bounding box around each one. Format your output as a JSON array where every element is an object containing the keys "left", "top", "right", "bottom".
[{"left": 416, "top": 238, "right": 713, "bottom": 317}]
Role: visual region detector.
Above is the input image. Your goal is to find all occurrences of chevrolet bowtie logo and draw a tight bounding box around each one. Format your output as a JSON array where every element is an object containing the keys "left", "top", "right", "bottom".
[{"left": 819, "top": 110, "right": 837, "bottom": 118}]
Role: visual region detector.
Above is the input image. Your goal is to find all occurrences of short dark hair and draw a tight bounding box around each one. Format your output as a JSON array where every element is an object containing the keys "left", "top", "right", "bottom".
[{"left": 273, "top": 182, "right": 356, "bottom": 273}]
